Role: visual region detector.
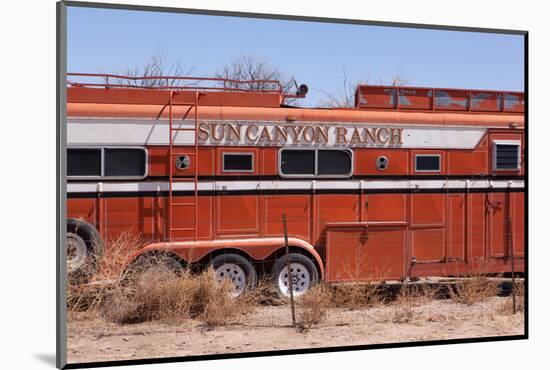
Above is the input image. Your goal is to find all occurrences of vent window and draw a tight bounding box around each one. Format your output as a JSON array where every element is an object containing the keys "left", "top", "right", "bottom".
[
  {"left": 415, "top": 154, "right": 441, "bottom": 172},
  {"left": 222, "top": 153, "right": 254, "bottom": 172},
  {"left": 494, "top": 142, "right": 520, "bottom": 170},
  {"left": 280, "top": 149, "right": 352, "bottom": 177}
]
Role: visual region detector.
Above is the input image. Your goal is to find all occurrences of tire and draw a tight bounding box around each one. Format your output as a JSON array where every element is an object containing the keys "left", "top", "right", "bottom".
[
  {"left": 66, "top": 219, "right": 104, "bottom": 285},
  {"left": 271, "top": 253, "right": 319, "bottom": 298},
  {"left": 122, "top": 252, "right": 184, "bottom": 284},
  {"left": 210, "top": 253, "right": 257, "bottom": 297}
]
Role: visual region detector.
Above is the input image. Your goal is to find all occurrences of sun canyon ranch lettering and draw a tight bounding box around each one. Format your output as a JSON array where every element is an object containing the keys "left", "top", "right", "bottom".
[{"left": 197, "top": 122, "right": 404, "bottom": 146}]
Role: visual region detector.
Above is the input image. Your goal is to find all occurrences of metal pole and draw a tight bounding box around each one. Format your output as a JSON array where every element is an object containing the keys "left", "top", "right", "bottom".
[
  {"left": 507, "top": 181, "right": 517, "bottom": 313},
  {"left": 168, "top": 91, "right": 173, "bottom": 241},
  {"left": 194, "top": 91, "right": 199, "bottom": 242},
  {"left": 283, "top": 213, "right": 296, "bottom": 326}
]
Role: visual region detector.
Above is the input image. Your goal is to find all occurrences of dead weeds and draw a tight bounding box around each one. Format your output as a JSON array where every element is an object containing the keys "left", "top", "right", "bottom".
[
  {"left": 329, "top": 282, "right": 386, "bottom": 309},
  {"left": 448, "top": 274, "right": 502, "bottom": 305},
  {"left": 496, "top": 281, "right": 525, "bottom": 315},
  {"left": 296, "top": 285, "right": 331, "bottom": 332},
  {"left": 102, "top": 267, "right": 255, "bottom": 327}
]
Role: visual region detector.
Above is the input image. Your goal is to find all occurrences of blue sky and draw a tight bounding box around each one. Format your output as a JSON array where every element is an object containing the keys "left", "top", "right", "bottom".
[{"left": 67, "top": 6, "right": 524, "bottom": 107}]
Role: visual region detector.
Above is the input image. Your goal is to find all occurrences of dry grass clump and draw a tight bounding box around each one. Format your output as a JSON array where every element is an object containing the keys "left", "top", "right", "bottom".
[
  {"left": 364, "top": 281, "right": 445, "bottom": 324},
  {"left": 67, "top": 232, "right": 255, "bottom": 327},
  {"left": 102, "top": 267, "right": 254, "bottom": 326},
  {"left": 191, "top": 269, "right": 256, "bottom": 326},
  {"left": 248, "top": 277, "right": 286, "bottom": 306},
  {"left": 515, "top": 281, "right": 525, "bottom": 312},
  {"left": 67, "top": 232, "right": 146, "bottom": 313},
  {"left": 496, "top": 281, "right": 525, "bottom": 315},
  {"left": 102, "top": 267, "right": 189, "bottom": 324},
  {"left": 329, "top": 282, "right": 386, "bottom": 309},
  {"left": 67, "top": 282, "right": 113, "bottom": 312},
  {"left": 95, "top": 231, "right": 146, "bottom": 281},
  {"left": 391, "top": 284, "right": 417, "bottom": 323},
  {"left": 296, "top": 285, "right": 331, "bottom": 332},
  {"left": 448, "top": 274, "right": 502, "bottom": 305}
]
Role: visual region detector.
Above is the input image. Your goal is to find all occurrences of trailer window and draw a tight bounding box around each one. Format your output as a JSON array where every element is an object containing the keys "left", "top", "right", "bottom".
[
  {"left": 67, "top": 147, "right": 147, "bottom": 179},
  {"left": 222, "top": 153, "right": 254, "bottom": 172},
  {"left": 494, "top": 142, "right": 520, "bottom": 170},
  {"left": 104, "top": 148, "right": 147, "bottom": 177},
  {"left": 280, "top": 149, "right": 352, "bottom": 177},
  {"left": 415, "top": 154, "right": 441, "bottom": 172},
  {"left": 281, "top": 150, "right": 315, "bottom": 175},
  {"left": 318, "top": 150, "right": 352, "bottom": 175},
  {"left": 67, "top": 148, "right": 101, "bottom": 177}
]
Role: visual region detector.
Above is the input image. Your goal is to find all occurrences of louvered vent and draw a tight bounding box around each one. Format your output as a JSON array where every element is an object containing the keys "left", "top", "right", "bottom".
[{"left": 494, "top": 143, "right": 520, "bottom": 170}]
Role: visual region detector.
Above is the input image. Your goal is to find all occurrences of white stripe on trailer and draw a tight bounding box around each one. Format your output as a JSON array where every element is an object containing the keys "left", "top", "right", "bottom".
[{"left": 67, "top": 179, "right": 525, "bottom": 193}]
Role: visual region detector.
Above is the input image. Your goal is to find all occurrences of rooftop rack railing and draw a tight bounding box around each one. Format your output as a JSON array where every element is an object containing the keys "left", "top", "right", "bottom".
[{"left": 67, "top": 72, "right": 284, "bottom": 94}]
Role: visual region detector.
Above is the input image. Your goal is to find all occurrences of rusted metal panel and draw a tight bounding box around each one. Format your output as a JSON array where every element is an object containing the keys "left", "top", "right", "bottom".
[
  {"left": 68, "top": 87, "right": 282, "bottom": 108},
  {"left": 447, "top": 194, "right": 466, "bottom": 261},
  {"left": 434, "top": 89, "right": 469, "bottom": 111},
  {"left": 398, "top": 88, "right": 432, "bottom": 110},
  {"left": 504, "top": 92, "right": 525, "bottom": 113},
  {"left": 325, "top": 224, "right": 406, "bottom": 281},
  {"left": 355, "top": 86, "right": 397, "bottom": 109},
  {"left": 412, "top": 228, "right": 446, "bottom": 262},
  {"left": 470, "top": 92, "right": 502, "bottom": 112},
  {"left": 356, "top": 85, "right": 524, "bottom": 114}
]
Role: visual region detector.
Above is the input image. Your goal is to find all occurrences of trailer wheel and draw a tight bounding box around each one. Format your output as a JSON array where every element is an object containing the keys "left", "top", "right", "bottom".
[
  {"left": 271, "top": 253, "right": 319, "bottom": 298},
  {"left": 210, "top": 254, "right": 257, "bottom": 297},
  {"left": 66, "top": 219, "right": 104, "bottom": 285}
]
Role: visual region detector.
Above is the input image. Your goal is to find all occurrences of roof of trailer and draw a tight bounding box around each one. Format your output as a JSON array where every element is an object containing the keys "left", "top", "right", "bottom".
[
  {"left": 67, "top": 72, "right": 524, "bottom": 113},
  {"left": 67, "top": 73, "right": 524, "bottom": 128}
]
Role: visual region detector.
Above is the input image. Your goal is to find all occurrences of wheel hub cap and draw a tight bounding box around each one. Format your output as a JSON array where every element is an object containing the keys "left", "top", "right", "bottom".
[
  {"left": 278, "top": 263, "right": 311, "bottom": 297},
  {"left": 67, "top": 233, "right": 88, "bottom": 272},
  {"left": 214, "top": 263, "right": 247, "bottom": 297}
]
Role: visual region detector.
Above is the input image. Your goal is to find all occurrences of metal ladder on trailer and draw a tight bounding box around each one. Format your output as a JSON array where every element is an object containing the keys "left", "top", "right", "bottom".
[{"left": 167, "top": 90, "right": 200, "bottom": 242}]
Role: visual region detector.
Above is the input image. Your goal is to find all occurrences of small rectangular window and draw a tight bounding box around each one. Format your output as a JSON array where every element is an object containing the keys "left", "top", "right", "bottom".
[
  {"left": 104, "top": 148, "right": 147, "bottom": 177},
  {"left": 494, "top": 142, "right": 520, "bottom": 170},
  {"left": 222, "top": 153, "right": 254, "bottom": 172},
  {"left": 67, "top": 148, "right": 101, "bottom": 177},
  {"left": 280, "top": 150, "right": 315, "bottom": 175},
  {"left": 415, "top": 154, "right": 441, "bottom": 172},
  {"left": 318, "top": 150, "right": 352, "bottom": 176}
]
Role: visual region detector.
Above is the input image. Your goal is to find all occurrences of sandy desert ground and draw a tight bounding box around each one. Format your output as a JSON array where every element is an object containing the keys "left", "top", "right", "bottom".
[{"left": 67, "top": 296, "right": 524, "bottom": 364}]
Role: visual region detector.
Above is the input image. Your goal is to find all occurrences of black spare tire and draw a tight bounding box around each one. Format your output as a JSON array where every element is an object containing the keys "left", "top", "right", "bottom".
[{"left": 66, "top": 219, "right": 104, "bottom": 285}]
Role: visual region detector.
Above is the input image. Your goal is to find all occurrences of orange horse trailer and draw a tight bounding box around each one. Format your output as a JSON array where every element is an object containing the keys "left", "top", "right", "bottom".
[{"left": 66, "top": 73, "right": 525, "bottom": 296}]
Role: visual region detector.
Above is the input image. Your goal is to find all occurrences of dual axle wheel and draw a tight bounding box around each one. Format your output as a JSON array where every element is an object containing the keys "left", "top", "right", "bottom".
[
  {"left": 211, "top": 252, "right": 319, "bottom": 297},
  {"left": 125, "top": 252, "right": 320, "bottom": 298},
  {"left": 66, "top": 219, "right": 319, "bottom": 297}
]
